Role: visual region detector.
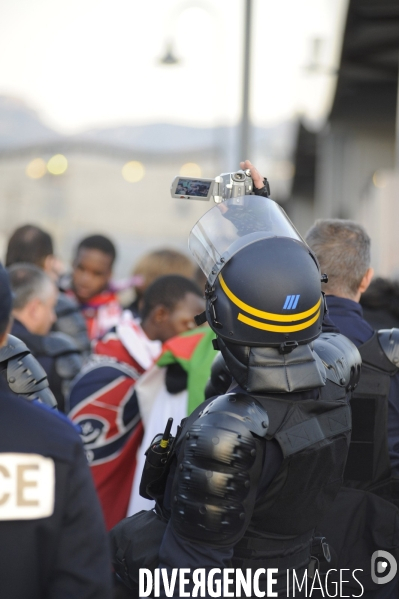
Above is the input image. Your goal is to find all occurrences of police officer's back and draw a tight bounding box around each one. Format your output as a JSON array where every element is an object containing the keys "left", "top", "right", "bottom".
[
  {"left": 149, "top": 183, "right": 361, "bottom": 597},
  {"left": 0, "top": 263, "right": 112, "bottom": 599}
]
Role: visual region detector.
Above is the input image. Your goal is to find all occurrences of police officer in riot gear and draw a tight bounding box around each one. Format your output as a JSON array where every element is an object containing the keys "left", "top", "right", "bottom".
[
  {"left": 0, "top": 262, "right": 112, "bottom": 599},
  {"left": 146, "top": 167, "right": 362, "bottom": 598},
  {"left": 306, "top": 219, "right": 399, "bottom": 597}
]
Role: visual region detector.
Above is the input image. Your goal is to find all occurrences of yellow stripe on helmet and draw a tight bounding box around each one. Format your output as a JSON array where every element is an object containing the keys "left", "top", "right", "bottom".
[
  {"left": 237, "top": 310, "right": 321, "bottom": 332},
  {"left": 219, "top": 273, "right": 321, "bottom": 323}
]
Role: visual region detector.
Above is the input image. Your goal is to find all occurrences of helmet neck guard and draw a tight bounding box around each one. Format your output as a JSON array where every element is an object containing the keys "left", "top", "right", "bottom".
[{"left": 218, "top": 337, "right": 326, "bottom": 394}]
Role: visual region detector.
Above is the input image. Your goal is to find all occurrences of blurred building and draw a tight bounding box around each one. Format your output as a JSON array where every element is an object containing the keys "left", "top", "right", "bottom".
[
  {"left": 0, "top": 141, "right": 221, "bottom": 277},
  {"left": 0, "top": 98, "right": 294, "bottom": 277},
  {"left": 290, "top": 0, "right": 399, "bottom": 277}
]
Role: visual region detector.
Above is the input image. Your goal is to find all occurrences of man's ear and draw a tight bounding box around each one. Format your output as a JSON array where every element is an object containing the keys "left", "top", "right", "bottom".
[
  {"left": 20, "top": 298, "right": 42, "bottom": 327},
  {"left": 359, "top": 267, "right": 374, "bottom": 295},
  {"left": 27, "top": 298, "right": 41, "bottom": 317},
  {"left": 151, "top": 305, "right": 169, "bottom": 324}
]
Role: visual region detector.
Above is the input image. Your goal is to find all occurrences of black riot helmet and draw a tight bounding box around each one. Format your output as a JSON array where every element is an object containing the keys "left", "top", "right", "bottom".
[{"left": 189, "top": 195, "right": 324, "bottom": 348}]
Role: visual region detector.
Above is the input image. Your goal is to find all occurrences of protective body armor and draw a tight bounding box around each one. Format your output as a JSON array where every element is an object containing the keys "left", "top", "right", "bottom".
[
  {"left": 316, "top": 329, "right": 399, "bottom": 595},
  {"left": 169, "top": 333, "right": 360, "bottom": 594},
  {"left": 0, "top": 335, "right": 57, "bottom": 408},
  {"left": 344, "top": 328, "right": 399, "bottom": 505}
]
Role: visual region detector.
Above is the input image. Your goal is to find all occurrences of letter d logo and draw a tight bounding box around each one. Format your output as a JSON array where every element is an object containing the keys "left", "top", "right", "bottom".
[{"left": 371, "top": 551, "right": 397, "bottom": 585}]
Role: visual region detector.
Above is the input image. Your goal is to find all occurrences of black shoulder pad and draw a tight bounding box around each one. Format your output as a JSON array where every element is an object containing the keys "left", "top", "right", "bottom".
[
  {"left": 42, "top": 332, "right": 80, "bottom": 358},
  {"left": 358, "top": 331, "right": 398, "bottom": 375},
  {"left": 204, "top": 353, "right": 232, "bottom": 400},
  {"left": 171, "top": 393, "right": 268, "bottom": 546},
  {"left": 7, "top": 353, "right": 57, "bottom": 408},
  {"left": 377, "top": 329, "right": 399, "bottom": 372},
  {"left": 313, "top": 332, "right": 361, "bottom": 390},
  {"left": 0, "top": 334, "right": 30, "bottom": 363},
  {"left": 200, "top": 393, "right": 269, "bottom": 437}
]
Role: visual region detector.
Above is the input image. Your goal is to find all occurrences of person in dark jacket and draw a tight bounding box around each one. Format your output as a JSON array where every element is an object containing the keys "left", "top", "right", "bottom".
[
  {"left": 8, "top": 263, "right": 82, "bottom": 411},
  {"left": 306, "top": 220, "right": 399, "bottom": 476},
  {"left": 306, "top": 219, "right": 399, "bottom": 598},
  {"left": 0, "top": 262, "right": 113, "bottom": 599}
]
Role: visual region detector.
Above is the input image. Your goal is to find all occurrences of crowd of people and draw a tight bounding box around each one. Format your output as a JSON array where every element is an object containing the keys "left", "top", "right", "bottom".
[{"left": 0, "top": 160, "right": 398, "bottom": 598}]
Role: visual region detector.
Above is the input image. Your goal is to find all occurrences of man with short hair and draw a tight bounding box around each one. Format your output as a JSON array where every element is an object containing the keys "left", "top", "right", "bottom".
[
  {"left": 306, "top": 219, "right": 399, "bottom": 473},
  {"left": 0, "top": 262, "right": 113, "bottom": 599},
  {"left": 306, "top": 219, "right": 399, "bottom": 598},
  {"left": 9, "top": 264, "right": 81, "bottom": 411},
  {"left": 95, "top": 274, "right": 205, "bottom": 368},
  {"left": 69, "top": 234, "right": 122, "bottom": 340},
  {"left": 138, "top": 274, "right": 205, "bottom": 342},
  {"left": 10, "top": 264, "right": 58, "bottom": 336},
  {"left": 6, "top": 224, "right": 57, "bottom": 276}
]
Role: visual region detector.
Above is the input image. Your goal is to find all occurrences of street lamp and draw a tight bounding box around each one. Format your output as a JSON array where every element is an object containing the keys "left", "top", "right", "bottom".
[
  {"left": 159, "top": 0, "right": 254, "bottom": 164},
  {"left": 240, "top": 0, "right": 253, "bottom": 162},
  {"left": 159, "top": 42, "right": 180, "bottom": 66}
]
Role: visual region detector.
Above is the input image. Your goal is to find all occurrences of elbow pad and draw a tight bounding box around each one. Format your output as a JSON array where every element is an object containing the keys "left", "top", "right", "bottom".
[{"left": 171, "top": 393, "right": 268, "bottom": 546}]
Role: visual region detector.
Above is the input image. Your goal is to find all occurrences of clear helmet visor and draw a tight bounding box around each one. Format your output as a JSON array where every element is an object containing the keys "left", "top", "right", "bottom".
[{"left": 189, "top": 195, "right": 305, "bottom": 279}]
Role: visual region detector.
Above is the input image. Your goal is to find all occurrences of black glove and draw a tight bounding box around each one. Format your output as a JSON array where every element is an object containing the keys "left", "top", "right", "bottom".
[{"left": 253, "top": 177, "right": 271, "bottom": 198}]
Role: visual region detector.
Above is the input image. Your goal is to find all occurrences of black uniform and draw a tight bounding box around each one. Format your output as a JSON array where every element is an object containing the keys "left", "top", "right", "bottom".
[
  {"left": 156, "top": 333, "right": 360, "bottom": 598},
  {"left": 111, "top": 194, "right": 361, "bottom": 597},
  {"left": 316, "top": 296, "right": 399, "bottom": 597},
  {"left": 0, "top": 376, "right": 112, "bottom": 599}
]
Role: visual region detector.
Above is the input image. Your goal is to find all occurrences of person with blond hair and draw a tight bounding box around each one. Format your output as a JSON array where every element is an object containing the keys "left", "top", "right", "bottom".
[{"left": 128, "top": 248, "right": 196, "bottom": 317}]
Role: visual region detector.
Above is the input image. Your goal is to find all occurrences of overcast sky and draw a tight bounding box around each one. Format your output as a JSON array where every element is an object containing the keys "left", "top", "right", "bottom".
[{"left": 0, "top": 0, "right": 347, "bottom": 134}]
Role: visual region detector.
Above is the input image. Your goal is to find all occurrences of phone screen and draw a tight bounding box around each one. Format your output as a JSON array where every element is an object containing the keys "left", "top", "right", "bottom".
[{"left": 175, "top": 178, "right": 212, "bottom": 198}]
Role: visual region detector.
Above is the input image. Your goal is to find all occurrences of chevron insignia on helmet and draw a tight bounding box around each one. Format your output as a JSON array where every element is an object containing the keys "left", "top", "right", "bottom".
[
  {"left": 219, "top": 274, "right": 321, "bottom": 333},
  {"left": 283, "top": 295, "right": 300, "bottom": 310}
]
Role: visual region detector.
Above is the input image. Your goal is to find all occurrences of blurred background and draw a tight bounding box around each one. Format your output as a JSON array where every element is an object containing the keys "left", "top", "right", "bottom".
[{"left": 0, "top": 0, "right": 398, "bottom": 278}]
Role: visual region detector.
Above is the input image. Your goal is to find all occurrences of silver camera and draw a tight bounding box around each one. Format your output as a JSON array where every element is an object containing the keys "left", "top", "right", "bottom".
[{"left": 171, "top": 169, "right": 266, "bottom": 203}]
